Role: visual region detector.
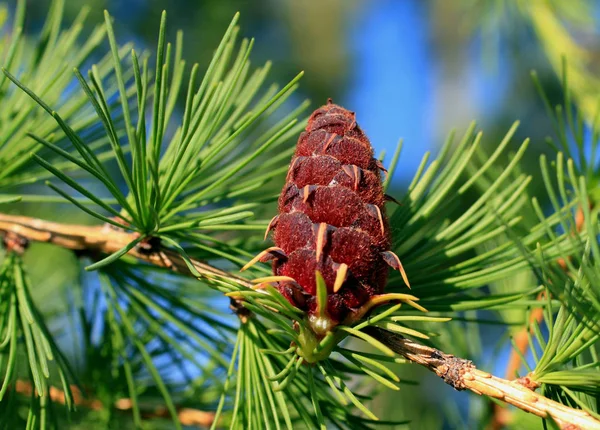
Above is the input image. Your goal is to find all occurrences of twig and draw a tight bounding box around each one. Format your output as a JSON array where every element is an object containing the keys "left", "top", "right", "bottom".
[
  {"left": 366, "top": 327, "right": 600, "bottom": 430},
  {"left": 0, "top": 213, "right": 252, "bottom": 288},
  {"left": 2, "top": 213, "right": 599, "bottom": 429},
  {"left": 0, "top": 213, "right": 242, "bottom": 426},
  {"left": 13, "top": 380, "right": 215, "bottom": 427}
]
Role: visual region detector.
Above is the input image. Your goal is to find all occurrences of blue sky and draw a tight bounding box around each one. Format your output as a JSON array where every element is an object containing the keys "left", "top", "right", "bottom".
[{"left": 348, "top": 0, "right": 435, "bottom": 182}]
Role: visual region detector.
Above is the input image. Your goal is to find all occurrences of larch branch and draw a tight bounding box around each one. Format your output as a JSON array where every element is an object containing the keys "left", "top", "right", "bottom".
[
  {"left": 0, "top": 212, "right": 252, "bottom": 288},
  {"left": 2, "top": 213, "right": 599, "bottom": 429},
  {"left": 366, "top": 327, "right": 600, "bottom": 430},
  {"left": 13, "top": 380, "right": 215, "bottom": 427}
]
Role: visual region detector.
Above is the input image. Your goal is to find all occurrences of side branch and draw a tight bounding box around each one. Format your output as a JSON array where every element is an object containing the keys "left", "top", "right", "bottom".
[
  {"left": 366, "top": 327, "right": 600, "bottom": 430},
  {"left": 14, "top": 380, "right": 215, "bottom": 427},
  {"left": 3, "top": 213, "right": 599, "bottom": 429},
  {"left": 0, "top": 213, "right": 252, "bottom": 288},
  {"left": 0, "top": 213, "right": 246, "bottom": 425}
]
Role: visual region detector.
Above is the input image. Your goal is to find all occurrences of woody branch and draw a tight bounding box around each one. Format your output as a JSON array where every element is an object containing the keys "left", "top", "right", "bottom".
[
  {"left": 366, "top": 327, "right": 600, "bottom": 430},
  {"left": 0, "top": 213, "right": 252, "bottom": 288},
  {"left": 12, "top": 380, "right": 215, "bottom": 427},
  {"left": 0, "top": 212, "right": 598, "bottom": 429}
]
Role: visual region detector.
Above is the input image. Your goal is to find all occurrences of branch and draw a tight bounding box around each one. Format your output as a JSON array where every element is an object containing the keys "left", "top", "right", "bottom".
[
  {"left": 2, "top": 213, "right": 599, "bottom": 428},
  {"left": 366, "top": 327, "right": 600, "bottom": 430},
  {"left": 13, "top": 380, "right": 215, "bottom": 427},
  {"left": 0, "top": 213, "right": 242, "bottom": 426},
  {"left": 0, "top": 213, "right": 252, "bottom": 288}
]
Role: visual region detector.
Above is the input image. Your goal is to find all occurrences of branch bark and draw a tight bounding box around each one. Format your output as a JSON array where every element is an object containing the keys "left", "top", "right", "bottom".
[
  {"left": 366, "top": 327, "right": 600, "bottom": 430},
  {"left": 1, "top": 213, "right": 599, "bottom": 429},
  {"left": 0, "top": 213, "right": 252, "bottom": 288},
  {"left": 13, "top": 380, "right": 215, "bottom": 427}
]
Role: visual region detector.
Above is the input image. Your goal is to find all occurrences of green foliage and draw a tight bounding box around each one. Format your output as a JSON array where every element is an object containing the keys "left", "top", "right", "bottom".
[
  {"left": 519, "top": 71, "right": 600, "bottom": 420},
  {"left": 0, "top": 0, "right": 125, "bottom": 199},
  {"left": 0, "top": 252, "right": 76, "bottom": 428},
  {"left": 0, "top": 1, "right": 598, "bottom": 429}
]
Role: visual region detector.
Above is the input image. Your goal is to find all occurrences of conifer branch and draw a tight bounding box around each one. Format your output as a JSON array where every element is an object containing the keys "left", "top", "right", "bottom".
[
  {"left": 11, "top": 380, "right": 216, "bottom": 428},
  {"left": 0, "top": 213, "right": 252, "bottom": 288},
  {"left": 2, "top": 212, "right": 599, "bottom": 429},
  {"left": 366, "top": 327, "right": 600, "bottom": 430}
]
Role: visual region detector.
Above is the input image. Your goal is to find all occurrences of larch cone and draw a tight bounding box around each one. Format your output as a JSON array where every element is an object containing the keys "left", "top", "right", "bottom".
[{"left": 243, "top": 100, "right": 412, "bottom": 334}]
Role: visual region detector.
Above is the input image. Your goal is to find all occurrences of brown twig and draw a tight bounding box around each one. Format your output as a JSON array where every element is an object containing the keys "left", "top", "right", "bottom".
[
  {"left": 2, "top": 213, "right": 600, "bottom": 429},
  {"left": 0, "top": 213, "right": 252, "bottom": 289},
  {"left": 366, "top": 327, "right": 600, "bottom": 430},
  {"left": 0, "top": 213, "right": 248, "bottom": 425},
  {"left": 13, "top": 380, "right": 216, "bottom": 427}
]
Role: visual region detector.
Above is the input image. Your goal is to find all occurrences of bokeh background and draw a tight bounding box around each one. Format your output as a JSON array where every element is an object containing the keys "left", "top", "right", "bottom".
[
  {"left": 16, "top": 0, "right": 600, "bottom": 428},
  {"left": 24, "top": 0, "right": 574, "bottom": 184}
]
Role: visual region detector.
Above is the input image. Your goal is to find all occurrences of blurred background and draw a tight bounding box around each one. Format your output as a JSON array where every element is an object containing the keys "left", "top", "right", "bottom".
[
  {"left": 15, "top": 0, "right": 600, "bottom": 428},
  {"left": 24, "top": 0, "right": 584, "bottom": 184}
]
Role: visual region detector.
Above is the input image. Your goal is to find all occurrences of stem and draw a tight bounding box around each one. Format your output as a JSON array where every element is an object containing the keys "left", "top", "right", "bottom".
[
  {"left": 0, "top": 213, "right": 252, "bottom": 288},
  {"left": 12, "top": 380, "right": 215, "bottom": 428},
  {"left": 2, "top": 213, "right": 599, "bottom": 429},
  {"left": 366, "top": 327, "right": 600, "bottom": 430}
]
